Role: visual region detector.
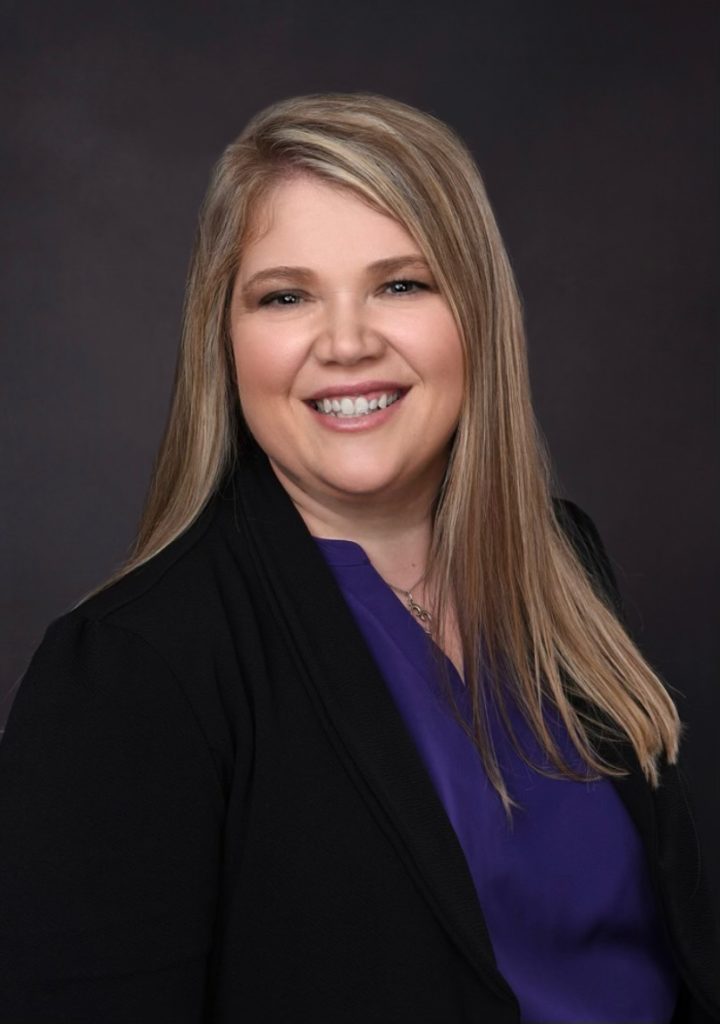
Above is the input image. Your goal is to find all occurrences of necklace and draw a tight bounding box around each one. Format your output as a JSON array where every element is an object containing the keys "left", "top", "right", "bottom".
[{"left": 383, "top": 571, "right": 434, "bottom": 635}]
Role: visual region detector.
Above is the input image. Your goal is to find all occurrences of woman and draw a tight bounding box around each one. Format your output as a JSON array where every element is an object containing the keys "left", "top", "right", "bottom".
[{"left": 0, "top": 93, "right": 717, "bottom": 1023}]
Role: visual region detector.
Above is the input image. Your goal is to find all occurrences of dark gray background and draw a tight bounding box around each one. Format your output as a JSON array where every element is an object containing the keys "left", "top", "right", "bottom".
[{"left": 2, "top": 0, "right": 718, "bottom": 899}]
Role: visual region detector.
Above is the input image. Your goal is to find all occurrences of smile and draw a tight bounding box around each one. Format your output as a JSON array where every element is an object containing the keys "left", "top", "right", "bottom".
[{"left": 309, "top": 391, "right": 402, "bottom": 418}]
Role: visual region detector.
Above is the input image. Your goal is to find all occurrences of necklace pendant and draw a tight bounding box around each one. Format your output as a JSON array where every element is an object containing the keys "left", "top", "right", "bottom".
[{"left": 406, "top": 594, "right": 433, "bottom": 634}]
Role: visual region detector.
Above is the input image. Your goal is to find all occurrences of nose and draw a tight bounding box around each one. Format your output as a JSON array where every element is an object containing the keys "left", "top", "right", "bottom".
[{"left": 312, "top": 294, "right": 385, "bottom": 365}]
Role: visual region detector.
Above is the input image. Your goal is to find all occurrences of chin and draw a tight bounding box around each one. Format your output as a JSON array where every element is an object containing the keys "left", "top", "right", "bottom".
[
  {"left": 315, "top": 466, "right": 403, "bottom": 500},
  {"left": 268, "top": 454, "right": 389, "bottom": 499}
]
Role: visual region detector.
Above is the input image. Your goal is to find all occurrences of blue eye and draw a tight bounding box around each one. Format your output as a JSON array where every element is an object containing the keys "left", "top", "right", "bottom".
[
  {"left": 385, "top": 279, "right": 428, "bottom": 295},
  {"left": 257, "top": 280, "right": 429, "bottom": 307},
  {"left": 259, "top": 291, "right": 302, "bottom": 307}
]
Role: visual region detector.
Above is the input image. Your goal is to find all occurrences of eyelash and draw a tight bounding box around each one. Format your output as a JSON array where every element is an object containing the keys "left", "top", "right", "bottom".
[{"left": 258, "top": 279, "right": 430, "bottom": 308}]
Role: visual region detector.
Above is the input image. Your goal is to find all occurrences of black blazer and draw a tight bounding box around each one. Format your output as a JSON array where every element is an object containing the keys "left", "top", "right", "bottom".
[{"left": 1, "top": 446, "right": 718, "bottom": 1023}]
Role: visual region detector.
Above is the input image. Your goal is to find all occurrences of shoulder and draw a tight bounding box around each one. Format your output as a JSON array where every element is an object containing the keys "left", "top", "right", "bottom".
[
  {"left": 551, "top": 497, "right": 626, "bottom": 624},
  {"left": 1, "top": 608, "right": 226, "bottom": 818},
  {"left": 5, "top": 487, "right": 257, "bottom": 778},
  {"left": 551, "top": 496, "right": 608, "bottom": 558},
  {"left": 76, "top": 489, "right": 227, "bottom": 625},
  {"left": 64, "top": 484, "right": 259, "bottom": 670}
]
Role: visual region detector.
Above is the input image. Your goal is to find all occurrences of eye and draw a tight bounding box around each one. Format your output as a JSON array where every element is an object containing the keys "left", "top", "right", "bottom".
[
  {"left": 383, "top": 279, "right": 429, "bottom": 295},
  {"left": 258, "top": 290, "right": 304, "bottom": 308}
]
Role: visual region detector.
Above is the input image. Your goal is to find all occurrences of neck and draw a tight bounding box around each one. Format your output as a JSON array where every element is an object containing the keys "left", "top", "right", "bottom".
[
  {"left": 269, "top": 457, "right": 464, "bottom": 678},
  {"left": 269, "top": 461, "right": 436, "bottom": 592}
]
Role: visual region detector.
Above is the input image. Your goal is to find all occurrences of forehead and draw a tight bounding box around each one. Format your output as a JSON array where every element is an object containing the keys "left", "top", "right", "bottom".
[{"left": 240, "top": 175, "right": 420, "bottom": 270}]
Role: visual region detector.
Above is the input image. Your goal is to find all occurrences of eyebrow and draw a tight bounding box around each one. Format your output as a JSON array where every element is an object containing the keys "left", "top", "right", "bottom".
[{"left": 239, "top": 255, "right": 432, "bottom": 292}]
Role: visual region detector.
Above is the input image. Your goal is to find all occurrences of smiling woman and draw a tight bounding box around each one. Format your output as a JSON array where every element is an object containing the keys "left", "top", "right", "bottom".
[
  {"left": 228, "top": 176, "right": 464, "bottom": 516},
  {"left": 0, "top": 93, "right": 718, "bottom": 1023}
]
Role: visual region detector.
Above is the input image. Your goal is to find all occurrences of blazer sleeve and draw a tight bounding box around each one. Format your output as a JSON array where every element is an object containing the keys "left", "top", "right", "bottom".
[
  {"left": 554, "top": 502, "right": 720, "bottom": 1021},
  {"left": 0, "top": 614, "right": 223, "bottom": 1023}
]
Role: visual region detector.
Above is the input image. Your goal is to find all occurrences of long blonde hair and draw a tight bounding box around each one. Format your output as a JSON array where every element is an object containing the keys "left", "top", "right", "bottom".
[{"left": 84, "top": 92, "right": 681, "bottom": 814}]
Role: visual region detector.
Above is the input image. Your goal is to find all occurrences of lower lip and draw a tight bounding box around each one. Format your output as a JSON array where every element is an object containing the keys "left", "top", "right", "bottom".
[{"left": 306, "top": 393, "right": 406, "bottom": 432}]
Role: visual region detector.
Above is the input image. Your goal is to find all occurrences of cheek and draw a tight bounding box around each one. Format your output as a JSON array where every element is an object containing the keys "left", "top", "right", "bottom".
[
  {"left": 231, "top": 330, "right": 299, "bottom": 403},
  {"left": 429, "top": 319, "right": 465, "bottom": 396},
  {"left": 435, "top": 331, "right": 465, "bottom": 428}
]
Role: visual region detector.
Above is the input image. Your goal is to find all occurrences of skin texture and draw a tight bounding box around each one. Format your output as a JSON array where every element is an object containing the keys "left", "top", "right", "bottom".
[{"left": 228, "top": 176, "right": 466, "bottom": 675}]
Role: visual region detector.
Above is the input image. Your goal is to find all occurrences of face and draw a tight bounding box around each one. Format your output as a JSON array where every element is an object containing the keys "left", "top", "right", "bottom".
[{"left": 228, "top": 175, "right": 464, "bottom": 520}]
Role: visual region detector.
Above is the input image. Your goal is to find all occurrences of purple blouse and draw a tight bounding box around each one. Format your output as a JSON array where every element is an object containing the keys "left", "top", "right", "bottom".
[{"left": 315, "top": 538, "right": 679, "bottom": 1024}]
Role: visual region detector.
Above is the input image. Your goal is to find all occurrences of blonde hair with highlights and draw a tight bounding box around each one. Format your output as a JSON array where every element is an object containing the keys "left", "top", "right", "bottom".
[{"left": 84, "top": 92, "right": 681, "bottom": 815}]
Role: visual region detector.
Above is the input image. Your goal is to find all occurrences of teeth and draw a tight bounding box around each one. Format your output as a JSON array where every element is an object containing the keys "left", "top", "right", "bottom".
[{"left": 311, "top": 391, "right": 401, "bottom": 417}]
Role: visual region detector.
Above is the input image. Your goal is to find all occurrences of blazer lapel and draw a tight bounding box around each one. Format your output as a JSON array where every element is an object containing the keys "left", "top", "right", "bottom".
[{"left": 225, "top": 446, "right": 517, "bottom": 1007}]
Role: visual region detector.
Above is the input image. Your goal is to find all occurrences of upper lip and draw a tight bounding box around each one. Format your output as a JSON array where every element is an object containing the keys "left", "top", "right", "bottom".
[{"left": 305, "top": 381, "right": 409, "bottom": 401}]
